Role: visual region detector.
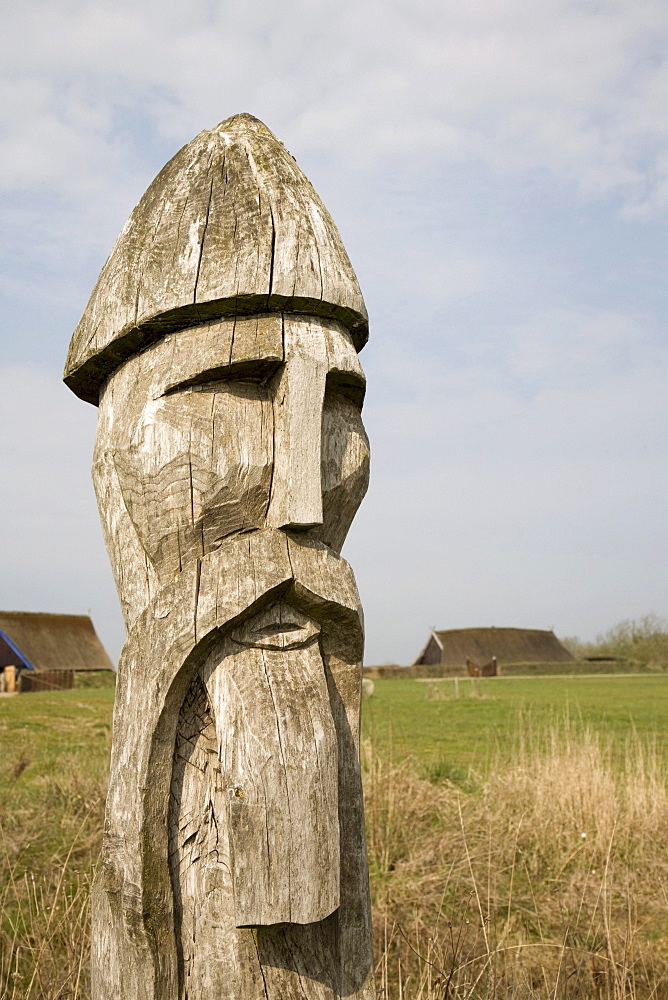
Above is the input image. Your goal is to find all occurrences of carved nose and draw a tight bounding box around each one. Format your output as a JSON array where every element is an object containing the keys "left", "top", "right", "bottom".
[
  {"left": 266, "top": 346, "right": 326, "bottom": 532},
  {"left": 276, "top": 430, "right": 324, "bottom": 530},
  {"left": 271, "top": 426, "right": 324, "bottom": 531},
  {"left": 281, "top": 385, "right": 324, "bottom": 530},
  {"left": 280, "top": 476, "right": 323, "bottom": 531}
]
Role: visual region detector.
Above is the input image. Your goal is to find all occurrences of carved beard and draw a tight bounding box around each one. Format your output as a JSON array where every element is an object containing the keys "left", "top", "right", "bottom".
[
  {"left": 169, "top": 596, "right": 343, "bottom": 995},
  {"left": 170, "top": 598, "right": 339, "bottom": 930},
  {"left": 94, "top": 530, "right": 372, "bottom": 1000}
]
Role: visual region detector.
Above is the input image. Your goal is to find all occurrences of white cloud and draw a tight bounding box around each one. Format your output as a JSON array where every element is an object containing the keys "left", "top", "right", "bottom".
[
  {"left": 1, "top": 0, "right": 668, "bottom": 211},
  {"left": 1, "top": 2, "right": 666, "bottom": 666}
]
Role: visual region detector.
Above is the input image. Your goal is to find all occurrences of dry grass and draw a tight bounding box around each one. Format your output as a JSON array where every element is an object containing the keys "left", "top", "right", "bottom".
[
  {"left": 365, "top": 720, "right": 668, "bottom": 999},
  {"left": 0, "top": 765, "right": 104, "bottom": 999},
  {"left": 2, "top": 718, "right": 668, "bottom": 998}
]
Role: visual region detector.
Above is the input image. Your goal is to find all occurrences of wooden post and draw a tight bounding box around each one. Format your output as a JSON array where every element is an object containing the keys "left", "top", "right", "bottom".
[
  {"left": 4, "top": 665, "right": 16, "bottom": 693},
  {"left": 64, "top": 114, "right": 374, "bottom": 1000}
]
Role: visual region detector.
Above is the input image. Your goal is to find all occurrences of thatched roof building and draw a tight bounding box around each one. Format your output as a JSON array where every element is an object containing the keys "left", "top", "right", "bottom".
[
  {"left": 415, "top": 627, "right": 574, "bottom": 668},
  {"left": 0, "top": 612, "right": 114, "bottom": 674}
]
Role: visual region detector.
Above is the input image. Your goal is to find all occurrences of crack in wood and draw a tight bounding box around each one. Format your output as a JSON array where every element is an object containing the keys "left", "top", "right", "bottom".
[{"left": 69, "top": 113, "right": 375, "bottom": 1000}]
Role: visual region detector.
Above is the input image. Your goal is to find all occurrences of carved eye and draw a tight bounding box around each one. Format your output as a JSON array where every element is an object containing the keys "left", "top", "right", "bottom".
[
  {"left": 163, "top": 358, "right": 283, "bottom": 396},
  {"left": 324, "top": 371, "right": 366, "bottom": 409}
]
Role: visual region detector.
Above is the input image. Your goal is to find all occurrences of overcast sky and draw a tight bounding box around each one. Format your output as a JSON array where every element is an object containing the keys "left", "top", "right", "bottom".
[{"left": 1, "top": 0, "right": 667, "bottom": 665}]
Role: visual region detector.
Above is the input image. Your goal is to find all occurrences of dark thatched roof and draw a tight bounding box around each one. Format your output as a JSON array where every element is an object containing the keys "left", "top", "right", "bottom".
[
  {"left": 0, "top": 612, "right": 114, "bottom": 673},
  {"left": 417, "top": 627, "right": 574, "bottom": 667}
]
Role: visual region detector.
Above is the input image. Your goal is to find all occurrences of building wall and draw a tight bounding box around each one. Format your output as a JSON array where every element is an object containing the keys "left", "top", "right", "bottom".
[
  {"left": 416, "top": 635, "right": 442, "bottom": 665},
  {"left": 20, "top": 671, "right": 74, "bottom": 692}
]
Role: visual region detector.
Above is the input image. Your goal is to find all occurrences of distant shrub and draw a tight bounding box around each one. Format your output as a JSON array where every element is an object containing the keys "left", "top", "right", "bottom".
[
  {"left": 559, "top": 634, "right": 591, "bottom": 658},
  {"left": 74, "top": 671, "right": 117, "bottom": 689},
  {"left": 594, "top": 614, "right": 668, "bottom": 668},
  {"left": 561, "top": 614, "right": 668, "bottom": 670}
]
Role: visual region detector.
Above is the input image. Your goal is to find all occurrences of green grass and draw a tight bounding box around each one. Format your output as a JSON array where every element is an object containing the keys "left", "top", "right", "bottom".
[
  {"left": 0, "top": 688, "right": 113, "bottom": 778},
  {"left": 361, "top": 674, "right": 668, "bottom": 998},
  {"left": 2, "top": 674, "right": 668, "bottom": 998},
  {"left": 362, "top": 674, "right": 668, "bottom": 770},
  {"left": 3, "top": 673, "right": 665, "bottom": 800},
  {"left": 0, "top": 689, "right": 114, "bottom": 996},
  {"left": 4, "top": 673, "right": 665, "bottom": 799},
  {"left": 0, "top": 689, "right": 113, "bottom": 867}
]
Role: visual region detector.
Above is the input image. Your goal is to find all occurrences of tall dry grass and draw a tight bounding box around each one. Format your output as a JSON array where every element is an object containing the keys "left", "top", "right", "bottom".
[
  {"left": 365, "top": 719, "right": 668, "bottom": 999},
  {"left": 0, "top": 764, "right": 104, "bottom": 999},
  {"left": 2, "top": 719, "right": 668, "bottom": 998}
]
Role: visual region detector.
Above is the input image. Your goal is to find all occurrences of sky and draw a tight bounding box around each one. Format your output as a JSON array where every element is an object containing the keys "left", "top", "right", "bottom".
[{"left": 1, "top": 0, "right": 667, "bottom": 666}]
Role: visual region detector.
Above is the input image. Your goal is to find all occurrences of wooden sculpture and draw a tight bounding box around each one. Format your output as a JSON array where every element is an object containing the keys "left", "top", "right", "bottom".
[{"left": 64, "top": 114, "right": 374, "bottom": 1000}]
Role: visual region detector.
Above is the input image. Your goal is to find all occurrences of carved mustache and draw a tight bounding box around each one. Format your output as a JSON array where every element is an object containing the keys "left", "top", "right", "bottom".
[{"left": 128, "top": 527, "right": 363, "bottom": 683}]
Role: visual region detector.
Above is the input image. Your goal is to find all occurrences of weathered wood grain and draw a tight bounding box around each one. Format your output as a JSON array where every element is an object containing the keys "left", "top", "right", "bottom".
[
  {"left": 202, "top": 628, "right": 340, "bottom": 927},
  {"left": 91, "top": 534, "right": 370, "bottom": 999},
  {"left": 266, "top": 317, "right": 328, "bottom": 530},
  {"left": 169, "top": 671, "right": 230, "bottom": 995},
  {"left": 68, "top": 114, "right": 374, "bottom": 1000},
  {"left": 93, "top": 313, "right": 368, "bottom": 619},
  {"left": 64, "top": 115, "right": 367, "bottom": 404}
]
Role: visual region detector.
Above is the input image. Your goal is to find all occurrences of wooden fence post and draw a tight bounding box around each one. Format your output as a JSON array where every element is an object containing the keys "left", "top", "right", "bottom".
[{"left": 64, "top": 114, "right": 374, "bottom": 1000}]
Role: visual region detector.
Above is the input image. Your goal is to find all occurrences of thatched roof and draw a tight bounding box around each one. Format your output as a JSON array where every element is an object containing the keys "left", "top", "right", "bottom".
[
  {"left": 0, "top": 612, "right": 114, "bottom": 673},
  {"left": 418, "top": 627, "right": 574, "bottom": 666}
]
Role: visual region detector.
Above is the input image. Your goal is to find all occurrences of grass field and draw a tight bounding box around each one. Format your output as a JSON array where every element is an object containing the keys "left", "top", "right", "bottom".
[
  {"left": 362, "top": 674, "right": 668, "bottom": 768},
  {"left": 2, "top": 673, "right": 668, "bottom": 998}
]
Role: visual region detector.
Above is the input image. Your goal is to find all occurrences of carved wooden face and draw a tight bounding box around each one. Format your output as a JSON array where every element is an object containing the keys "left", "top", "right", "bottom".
[{"left": 93, "top": 315, "right": 369, "bottom": 588}]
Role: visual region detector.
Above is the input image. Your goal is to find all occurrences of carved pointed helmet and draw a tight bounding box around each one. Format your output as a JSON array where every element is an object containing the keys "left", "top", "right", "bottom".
[{"left": 64, "top": 114, "right": 368, "bottom": 404}]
